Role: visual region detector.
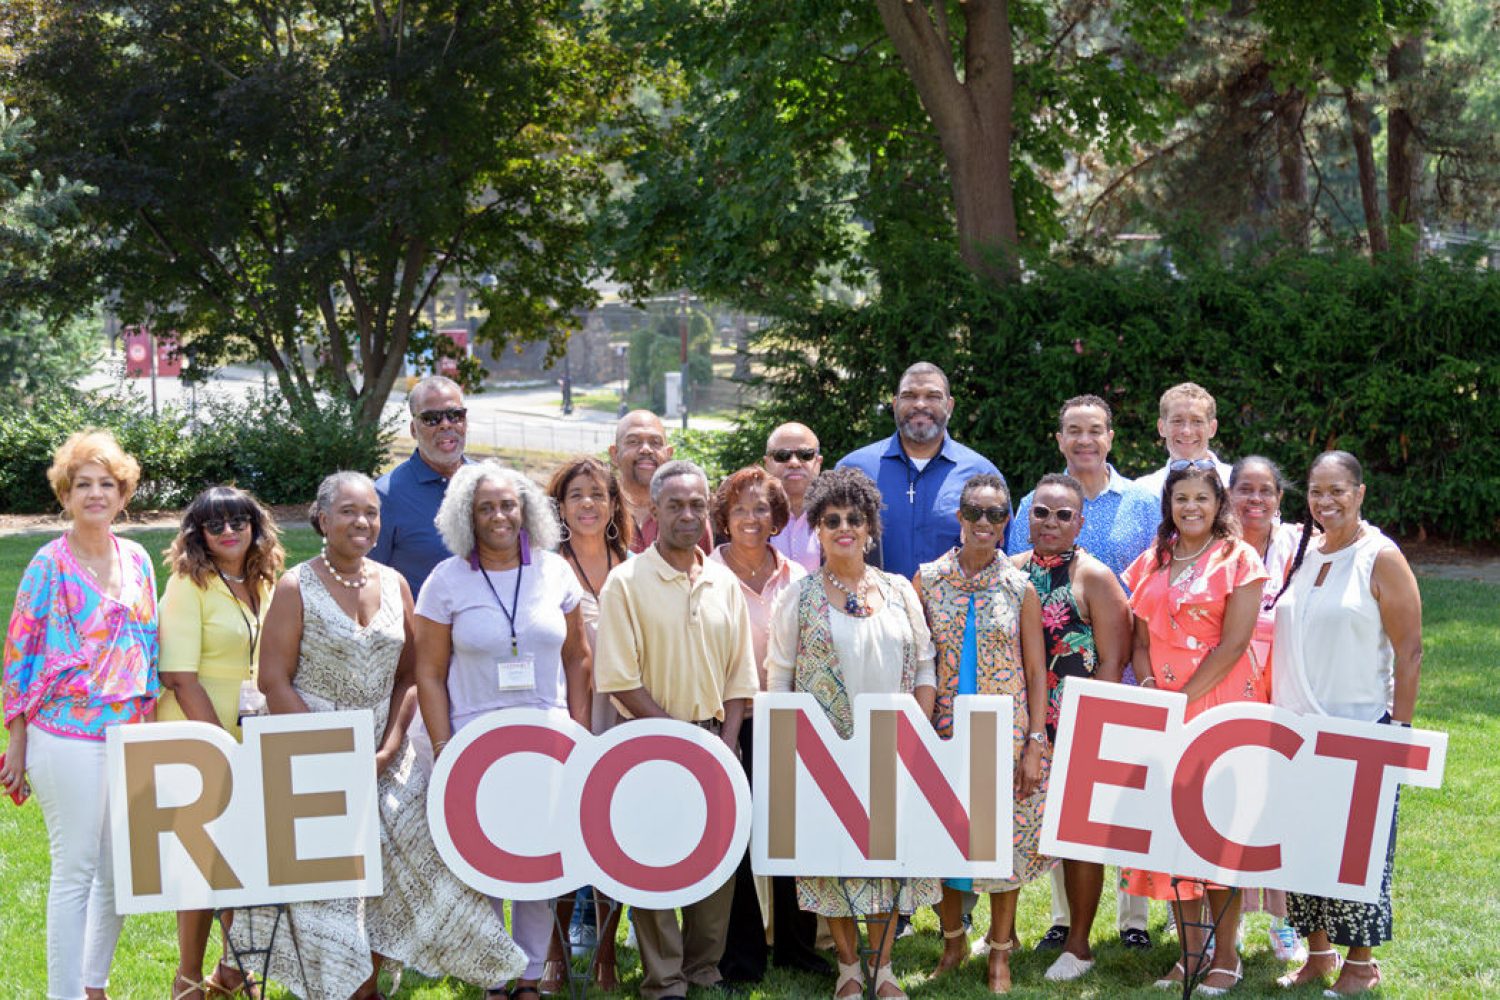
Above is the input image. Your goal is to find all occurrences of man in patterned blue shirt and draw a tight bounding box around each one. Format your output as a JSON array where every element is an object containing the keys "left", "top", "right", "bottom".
[
  {"left": 1004, "top": 393, "right": 1160, "bottom": 956},
  {"left": 1005, "top": 394, "right": 1160, "bottom": 579}
]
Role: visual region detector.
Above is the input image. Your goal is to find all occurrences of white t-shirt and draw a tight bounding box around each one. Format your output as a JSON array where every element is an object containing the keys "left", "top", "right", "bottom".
[{"left": 1134, "top": 451, "right": 1234, "bottom": 498}]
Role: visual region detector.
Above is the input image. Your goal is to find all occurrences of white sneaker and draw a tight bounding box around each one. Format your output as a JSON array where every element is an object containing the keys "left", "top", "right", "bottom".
[
  {"left": 1044, "top": 951, "right": 1095, "bottom": 982},
  {"left": 1269, "top": 922, "right": 1307, "bottom": 963}
]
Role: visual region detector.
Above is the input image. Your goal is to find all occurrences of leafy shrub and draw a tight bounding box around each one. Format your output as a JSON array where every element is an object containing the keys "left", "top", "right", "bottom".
[
  {"left": 720, "top": 249, "right": 1500, "bottom": 542},
  {"left": 0, "top": 388, "right": 390, "bottom": 512}
]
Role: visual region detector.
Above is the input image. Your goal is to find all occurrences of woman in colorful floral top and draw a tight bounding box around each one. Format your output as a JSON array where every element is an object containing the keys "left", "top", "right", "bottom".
[
  {"left": 1, "top": 430, "right": 160, "bottom": 1000},
  {"left": 915, "top": 473, "right": 1049, "bottom": 995},
  {"left": 1121, "top": 461, "right": 1268, "bottom": 995},
  {"left": 1009, "top": 472, "right": 1131, "bottom": 984}
]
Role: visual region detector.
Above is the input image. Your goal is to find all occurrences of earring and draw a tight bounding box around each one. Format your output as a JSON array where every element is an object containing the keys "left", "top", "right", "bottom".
[
  {"left": 606, "top": 521, "right": 620, "bottom": 541},
  {"left": 864, "top": 536, "right": 876, "bottom": 553},
  {"left": 558, "top": 522, "right": 572, "bottom": 543}
]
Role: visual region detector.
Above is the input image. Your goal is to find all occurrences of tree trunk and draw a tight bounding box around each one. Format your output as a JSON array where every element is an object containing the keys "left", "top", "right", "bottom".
[
  {"left": 875, "top": 0, "right": 1019, "bottom": 284},
  {"left": 1275, "top": 88, "right": 1308, "bottom": 248},
  {"left": 1386, "top": 34, "right": 1423, "bottom": 255},
  {"left": 1344, "top": 87, "right": 1388, "bottom": 256}
]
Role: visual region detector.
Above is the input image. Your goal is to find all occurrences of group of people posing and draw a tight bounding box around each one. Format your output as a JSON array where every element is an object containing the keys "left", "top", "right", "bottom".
[{"left": 1, "top": 363, "right": 1423, "bottom": 1000}]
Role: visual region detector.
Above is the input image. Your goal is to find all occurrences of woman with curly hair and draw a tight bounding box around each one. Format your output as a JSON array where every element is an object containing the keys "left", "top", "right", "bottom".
[
  {"left": 1, "top": 430, "right": 160, "bottom": 1000},
  {"left": 414, "top": 461, "right": 591, "bottom": 1000},
  {"left": 1120, "top": 461, "right": 1269, "bottom": 995},
  {"left": 764, "top": 467, "right": 938, "bottom": 999},
  {"left": 158, "top": 486, "right": 285, "bottom": 999}
]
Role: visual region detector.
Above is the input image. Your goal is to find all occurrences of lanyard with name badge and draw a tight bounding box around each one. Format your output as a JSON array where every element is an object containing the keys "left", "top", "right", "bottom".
[{"left": 481, "top": 561, "right": 535, "bottom": 690}]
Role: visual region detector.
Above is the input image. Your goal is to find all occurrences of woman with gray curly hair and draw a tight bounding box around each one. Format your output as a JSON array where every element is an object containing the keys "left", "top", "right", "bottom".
[{"left": 413, "top": 460, "right": 592, "bottom": 1000}]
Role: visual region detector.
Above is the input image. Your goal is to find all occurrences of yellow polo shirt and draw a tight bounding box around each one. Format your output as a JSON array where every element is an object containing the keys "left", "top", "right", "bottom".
[{"left": 594, "top": 544, "right": 758, "bottom": 723}]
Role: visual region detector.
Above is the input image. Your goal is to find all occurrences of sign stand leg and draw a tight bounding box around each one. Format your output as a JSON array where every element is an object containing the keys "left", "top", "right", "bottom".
[
  {"left": 1169, "top": 879, "right": 1240, "bottom": 1000},
  {"left": 218, "top": 904, "right": 309, "bottom": 999},
  {"left": 549, "top": 888, "right": 622, "bottom": 1000}
]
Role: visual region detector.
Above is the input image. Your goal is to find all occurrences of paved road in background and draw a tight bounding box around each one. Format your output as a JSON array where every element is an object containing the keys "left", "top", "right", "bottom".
[{"left": 81, "top": 360, "right": 732, "bottom": 458}]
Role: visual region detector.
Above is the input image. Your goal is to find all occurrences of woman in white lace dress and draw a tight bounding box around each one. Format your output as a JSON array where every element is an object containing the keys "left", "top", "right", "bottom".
[{"left": 238, "top": 472, "right": 525, "bottom": 999}]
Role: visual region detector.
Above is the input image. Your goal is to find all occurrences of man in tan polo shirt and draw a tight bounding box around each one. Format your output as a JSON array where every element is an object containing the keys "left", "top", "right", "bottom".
[{"left": 594, "top": 459, "right": 758, "bottom": 1000}]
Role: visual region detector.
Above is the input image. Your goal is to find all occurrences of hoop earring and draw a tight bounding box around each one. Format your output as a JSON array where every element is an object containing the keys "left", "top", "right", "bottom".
[
  {"left": 606, "top": 521, "right": 620, "bottom": 541},
  {"left": 864, "top": 536, "right": 876, "bottom": 553},
  {"left": 558, "top": 521, "right": 572, "bottom": 543}
]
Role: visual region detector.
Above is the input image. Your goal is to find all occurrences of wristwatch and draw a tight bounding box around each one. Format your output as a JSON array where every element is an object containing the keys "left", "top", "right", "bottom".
[{"left": 1027, "top": 731, "right": 1049, "bottom": 747}]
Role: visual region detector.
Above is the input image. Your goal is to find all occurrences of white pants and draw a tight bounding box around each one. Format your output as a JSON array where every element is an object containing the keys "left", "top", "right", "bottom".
[
  {"left": 1049, "top": 863, "right": 1150, "bottom": 933},
  {"left": 491, "top": 898, "right": 556, "bottom": 982},
  {"left": 26, "top": 727, "right": 125, "bottom": 1000}
]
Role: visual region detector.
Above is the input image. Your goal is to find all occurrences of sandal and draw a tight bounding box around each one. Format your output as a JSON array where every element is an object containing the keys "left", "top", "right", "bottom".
[
  {"left": 1278, "top": 949, "right": 1343, "bottom": 989},
  {"left": 985, "top": 939, "right": 1013, "bottom": 994},
  {"left": 205, "top": 962, "right": 261, "bottom": 999},
  {"left": 539, "top": 959, "right": 568, "bottom": 995},
  {"left": 591, "top": 956, "right": 620, "bottom": 992},
  {"left": 874, "top": 963, "right": 907, "bottom": 999},
  {"left": 933, "top": 925, "right": 967, "bottom": 976},
  {"left": 1324, "top": 958, "right": 1381, "bottom": 997},
  {"left": 172, "top": 975, "right": 208, "bottom": 1000},
  {"left": 1155, "top": 961, "right": 1187, "bottom": 990},
  {"left": 1196, "top": 960, "right": 1243, "bottom": 996},
  {"left": 834, "top": 960, "right": 864, "bottom": 998}
]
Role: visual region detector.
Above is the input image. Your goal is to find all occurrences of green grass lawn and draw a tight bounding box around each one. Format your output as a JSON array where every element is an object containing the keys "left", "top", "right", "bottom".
[{"left": 0, "top": 528, "right": 1495, "bottom": 998}]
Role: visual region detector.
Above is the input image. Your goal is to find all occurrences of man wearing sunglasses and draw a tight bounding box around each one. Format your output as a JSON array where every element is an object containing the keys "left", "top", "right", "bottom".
[
  {"left": 762, "top": 422, "right": 824, "bottom": 573},
  {"left": 371, "top": 375, "right": 473, "bottom": 591},
  {"left": 1003, "top": 394, "right": 1160, "bottom": 955},
  {"left": 836, "top": 362, "right": 1002, "bottom": 578}
]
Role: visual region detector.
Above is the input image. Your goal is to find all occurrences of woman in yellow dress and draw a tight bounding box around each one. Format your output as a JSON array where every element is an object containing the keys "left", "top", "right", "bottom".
[{"left": 157, "top": 486, "right": 284, "bottom": 999}]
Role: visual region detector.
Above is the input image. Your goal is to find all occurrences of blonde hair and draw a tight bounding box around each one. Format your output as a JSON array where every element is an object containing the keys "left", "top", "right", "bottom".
[
  {"left": 47, "top": 430, "right": 142, "bottom": 507},
  {"left": 1158, "top": 381, "right": 1217, "bottom": 421}
]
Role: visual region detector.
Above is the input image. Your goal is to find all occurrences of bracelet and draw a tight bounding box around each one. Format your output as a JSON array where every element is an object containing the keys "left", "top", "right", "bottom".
[{"left": 433, "top": 740, "right": 450, "bottom": 753}]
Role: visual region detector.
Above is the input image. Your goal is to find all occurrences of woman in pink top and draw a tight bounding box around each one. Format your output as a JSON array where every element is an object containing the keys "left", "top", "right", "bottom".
[
  {"left": 1121, "top": 460, "right": 1268, "bottom": 995},
  {"left": 708, "top": 466, "right": 810, "bottom": 984}
]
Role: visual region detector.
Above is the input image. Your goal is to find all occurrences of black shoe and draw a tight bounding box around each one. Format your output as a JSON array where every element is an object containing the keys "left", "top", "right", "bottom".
[
  {"left": 1035, "top": 924, "right": 1069, "bottom": 951},
  {"left": 1120, "top": 927, "right": 1152, "bottom": 950}
]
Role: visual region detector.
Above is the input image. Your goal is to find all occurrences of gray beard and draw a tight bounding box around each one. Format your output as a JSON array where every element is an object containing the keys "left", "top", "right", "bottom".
[{"left": 898, "top": 415, "right": 947, "bottom": 444}]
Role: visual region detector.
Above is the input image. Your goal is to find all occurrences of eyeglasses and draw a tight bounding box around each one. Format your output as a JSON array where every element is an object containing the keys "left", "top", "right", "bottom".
[
  {"left": 1168, "top": 458, "right": 1217, "bottom": 473},
  {"left": 960, "top": 503, "right": 1010, "bottom": 524},
  {"left": 1031, "top": 505, "right": 1076, "bottom": 524},
  {"left": 768, "top": 447, "right": 819, "bottom": 463},
  {"left": 203, "top": 516, "right": 251, "bottom": 535},
  {"left": 820, "top": 511, "right": 868, "bottom": 530},
  {"left": 417, "top": 408, "right": 467, "bottom": 427}
]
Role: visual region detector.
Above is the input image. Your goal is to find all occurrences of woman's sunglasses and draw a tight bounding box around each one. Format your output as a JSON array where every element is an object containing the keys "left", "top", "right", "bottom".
[
  {"left": 960, "top": 504, "right": 1010, "bottom": 524},
  {"left": 202, "top": 516, "right": 252, "bottom": 535},
  {"left": 820, "top": 512, "right": 868, "bottom": 530},
  {"left": 1031, "top": 505, "right": 1076, "bottom": 523}
]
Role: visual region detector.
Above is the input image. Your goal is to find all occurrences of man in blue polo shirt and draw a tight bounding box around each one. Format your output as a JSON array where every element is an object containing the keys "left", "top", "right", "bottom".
[
  {"left": 836, "top": 361, "right": 1002, "bottom": 578},
  {"left": 371, "top": 375, "right": 472, "bottom": 592}
]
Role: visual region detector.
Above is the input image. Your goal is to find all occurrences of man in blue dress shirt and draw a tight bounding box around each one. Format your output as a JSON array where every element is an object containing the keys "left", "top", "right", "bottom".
[
  {"left": 836, "top": 362, "right": 1002, "bottom": 579},
  {"left": 370, "top": 375, "right": 472, "bottom": 593},
  {"left": 1003, "top": 393, "right": 1159, "bottom": 955}
]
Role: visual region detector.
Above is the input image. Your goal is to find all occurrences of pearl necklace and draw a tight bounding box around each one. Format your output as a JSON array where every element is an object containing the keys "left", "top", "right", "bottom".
[
  {"left": 321, "top": 554, "right": 369, "bottom": 589},
  {"left": 823, "top": 568, "right": 872, "bottom": 617}
]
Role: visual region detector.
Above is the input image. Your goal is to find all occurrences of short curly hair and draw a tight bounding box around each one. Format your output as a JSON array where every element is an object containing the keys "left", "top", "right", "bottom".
[
  {"left": 711, "top": 466, "right": 791, "bottom": 539},
  {"left": 47, "top": 429, "right": 141, "bottom": 508},
  {"left": 436, "top": 461, "right": 560, "bottom": 558},
  {"left": 804, "top": 466, "right": 883, "bottom": 542}
]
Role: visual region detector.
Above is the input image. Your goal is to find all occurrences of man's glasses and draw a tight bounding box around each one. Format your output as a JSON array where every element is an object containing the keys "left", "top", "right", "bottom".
[
  {"left": 960, "top": 504, "right": 1010, "bottom": 524},
  {"left": 203, "top": 516, "right": 251, "bottom": 535},
  {"left": 768, "top": 447, "right": 819, "bottom": 463},
  {"left": 820, "top": 512, "right": 868, "bottom": 530},
  {"left": 1031, "top": 505, "right": 1076, "bottom": 523},
  {"left": 1168, "top": 458, "right": 1216, "bottom": 473},
  {"left": 417, "top": 408, "right": 467, "bottom": 427}
]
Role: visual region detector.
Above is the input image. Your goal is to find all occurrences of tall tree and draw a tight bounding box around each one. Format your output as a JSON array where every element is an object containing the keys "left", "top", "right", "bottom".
[{"left": 3, "top": 1, "right": 640, "bottom": 427}]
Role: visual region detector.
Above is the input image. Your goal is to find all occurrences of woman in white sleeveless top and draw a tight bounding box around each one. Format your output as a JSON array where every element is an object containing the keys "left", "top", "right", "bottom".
[{"left": 1270, "top": 451, "right": 1423, "bottom": 997}]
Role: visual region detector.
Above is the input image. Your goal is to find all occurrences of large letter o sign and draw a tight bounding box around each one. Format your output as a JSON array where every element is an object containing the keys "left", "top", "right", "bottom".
[
  {"left": 581, "top": 735, "right": 739, "bottom": 893},
  {"left": 427, "top": 710, "right": 752, "bottom": 909}
]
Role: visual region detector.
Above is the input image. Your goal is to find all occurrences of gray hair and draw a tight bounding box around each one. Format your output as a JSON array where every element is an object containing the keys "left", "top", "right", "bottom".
[
  {"left": 649, "top": 459, "right": 709, "bottom": 504},
  {"left": 408, "top": 374, "right": 463, "bottom": 415},
  {"left": 309, "top": 471, "right": 378, "bottom": 535},
  {"left": 435, "top": 460, "right": 560, "bottom": 558},
  {"left": 898, "top": 360, "right": 950, "bottom": 396}
]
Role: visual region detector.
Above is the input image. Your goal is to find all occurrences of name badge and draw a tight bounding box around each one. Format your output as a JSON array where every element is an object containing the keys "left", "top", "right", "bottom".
[
  {"left": 496, "top": 653, "right": 537, "bottom": 691},
  {"left": 237, "top": 679, "right": 267, "bottom": 721}
]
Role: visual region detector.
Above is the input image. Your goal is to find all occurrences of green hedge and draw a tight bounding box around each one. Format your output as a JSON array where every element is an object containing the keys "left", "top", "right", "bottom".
[
  {"left": 0, "top": 389, "right": 390, "bottom": 513},
  {"left": 719, "top": 250, "right": 1499, "bottom": 543}
]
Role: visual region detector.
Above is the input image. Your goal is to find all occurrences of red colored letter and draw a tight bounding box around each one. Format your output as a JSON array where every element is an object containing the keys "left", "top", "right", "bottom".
[
  {"left": 580, "top": 735, "right": 738, "bottom": 893},
  {"left": 1172, "top": 719, "right": 1303, "bottom": 872},
  {"left": 444, "top": 725, "right": 575, "bottom": 883},
  {"left": 1055, "top": 695, "right": 1168, "bottom": 853},
  {"left": 1315, "top": 731, "right": 1430, "bottom": 885}
]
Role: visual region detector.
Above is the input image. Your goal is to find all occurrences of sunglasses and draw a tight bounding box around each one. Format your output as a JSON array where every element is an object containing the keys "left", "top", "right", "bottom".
[
  {"left": 820, "top": 511, "right": 868, "bottom": 530},
  {"left": 960, "top": 503, "right": 1010, "bottom": 524},
  {"left": 417, "top": 408, "right": 468, "bottom": 427},
  {"left": 1169, "top": 458, "right": 1217, "bottom": 473},
  {"left": 203, "top": 516, "right": 251, "bottom": 535},
  {"left": 768, "top": 447, "right": 819, "bottom": 463},
  {"left": 1031, "top": 504, "right": 1076, "bottom": 524}
]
